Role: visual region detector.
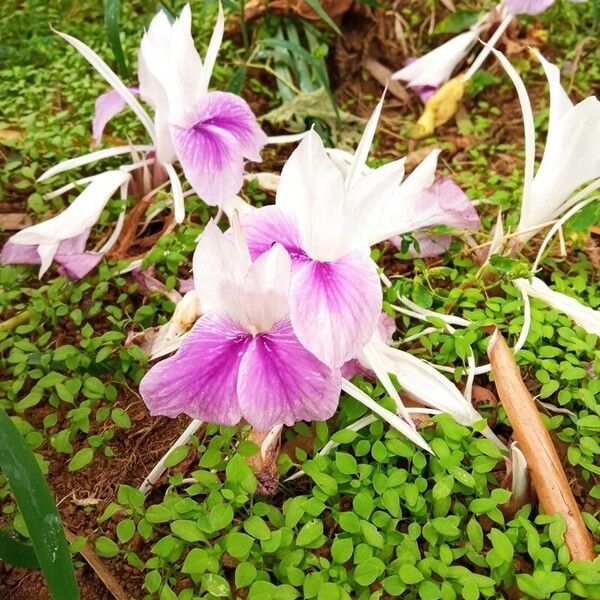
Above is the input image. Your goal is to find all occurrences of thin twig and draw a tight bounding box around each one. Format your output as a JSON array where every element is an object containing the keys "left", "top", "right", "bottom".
[
  {"left": 64, "top": 530, "right": 128, "bottom": 600},
  {"left": 0, "top": 310, "right": 30, "bottom": 332}
]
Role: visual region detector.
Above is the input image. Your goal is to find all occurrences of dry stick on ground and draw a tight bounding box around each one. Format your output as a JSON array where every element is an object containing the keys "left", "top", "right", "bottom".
[
  {"left": 64, "top": 530, "right": 129, "bottom": 600},
  {"left": 487, "top": 329, "right": 597, "bottom": 561}
]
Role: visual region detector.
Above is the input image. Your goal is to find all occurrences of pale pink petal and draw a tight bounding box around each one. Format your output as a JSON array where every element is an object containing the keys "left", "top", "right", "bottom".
[
  {"left": 55, "top": 252, "right": 103, "bottom": 280},
  {"left": 92, "top": 87, "right": 139, "bottom": 144},
  {"left": 241, "top": 206, "right": 304, "bottom": 261},
  {"left": 289, "top": 252, "right": 382, "bottom": 367},
  {"left": 171, "top": 91, "right": 267, "bottom": 206},
  {"left": 0, "top": 241, "right": 40, "bottom": 265},
  {"left": 340, "top": 358, "right": 375, "bottom": 381},
  {"left": 237, "top": 318, "right": 341, "bottom": 431},
  {"left": 178, "top": 276, "right": 195, "bottom": 293},
  {"left": 139, "top": 312, "right": 248, "bottom": 424},
  {"left": 389, "top": 233, "right": 453, "bottom": 258},
  {"left": 505, "top": 0, "right": 554, "bottom": 14}
]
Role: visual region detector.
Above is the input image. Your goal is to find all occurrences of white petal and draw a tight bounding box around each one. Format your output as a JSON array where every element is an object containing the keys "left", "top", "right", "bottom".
[
  {"left": 243, "top": 243, "right": 292, "bottom": 332},
  {"left": 525, "top": 96, "right": 600, "bottom": 232},
  {"left": 534, "top": 50, "right": 573, "bottom": 132},
  {"left": 37, "top": 242, "right": 59, "bottom": 277},
  {"left": 53, "top": 28, "right": 155, "bottom": 140},
  {"left": 392, "top": 30, "right": 478, "bottom": 88},
  {"left": 192, "top": 219, "right": 250, "bottom": 324},
  {"left": 266, "top": 132, "right": 307, "bottom": 145},
  {"left": 11, "top": 171, "right": 130, "bottom": 246},
  {"left": 202, "top": 1, "right": 224, "bottom": 91},
  {"left": 38, "top": 145, "right": 152, "bottom": 182},
  {"left": 515, "top": 277, "right": 600, "bottom": 335},
  {"left": 345, "top": 91, "right": 385, "bottom": 189},
  {"left": 140, "top": 4, "right": 205, "bottom": 124},
  {"left": 509, "top": 441, "right": 529, "bottom": 506},
  {"left": 165, "top": 163, "right": 185, "bottom": 223},
  {"left": 276, "top": 130, "right": 348, "bottom": 261},
  {"left": 490, "top": 48, "right": 536, "bottom": 230}
]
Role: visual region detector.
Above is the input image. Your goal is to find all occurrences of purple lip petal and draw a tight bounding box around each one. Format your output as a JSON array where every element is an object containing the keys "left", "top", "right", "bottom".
[
  {"left": 92, "top": 87, "right": 140, "bottom": 144},
  {"left": 240, "top": 206, "right": 305, "bottom": 262},
  {"left": 139, "top": 312, "right": 248, "bottom": 424},
  {"left": 289, "top": 252, "right": 382, "bottom": 368},
  {"left": 1, "top": 230, "right": 102, "bottom": 280},
  {"left": 0, "top": 240, "right": 41, "bottom": 265},
  {"left": 171, "top": 91, "right": 267, "bottom": 206},
  {"left": 237, "top": 318, "right": 341, "bottom": 432}
]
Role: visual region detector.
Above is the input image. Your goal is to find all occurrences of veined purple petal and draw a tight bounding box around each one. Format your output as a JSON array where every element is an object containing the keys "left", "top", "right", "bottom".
[
  {"left": 241, "top": 206, "right": 305, "bottom": 262},
  {"left": 139, "top": 312, "right": 249, "bottom": 424},
  {"left": 92, "top": 87, "right": 139, "bottom": 144},
  {"left": 171, "top": 91, "right": 267, "bottom": 206},
  {"left": 505, "top": 0, "right": 555, "bottom": 14},
  {"left": 237, "top": 318, "right": 341, "bottom": 431},
  {"left": 289, "top": 252, "right": 382, "bottom": 368},
  {"left": 0, "top": 240, "right": 41, "bottom": 265}
]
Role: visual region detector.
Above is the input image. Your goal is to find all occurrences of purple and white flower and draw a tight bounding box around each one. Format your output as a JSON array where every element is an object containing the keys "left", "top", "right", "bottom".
[
  {"left": 46, "top": 3, "right": 267, "bottom": 224},
  {"left": 139, "top": 220, "right": 341, "bottom": 432},
  {"left": 1, "top": 170, "right": 129, "bottom": 280},
  {"left": 241, "top": 98, "right": 479, "bottom": 367}
]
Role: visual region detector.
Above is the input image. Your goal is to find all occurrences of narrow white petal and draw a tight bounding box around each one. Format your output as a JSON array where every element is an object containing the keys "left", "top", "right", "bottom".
[
  {"left": 360, "top": 343, "right": 414, "bottom": 424},
  {"left": 37, "top": 242, "right": 59, "bottom": 277},
  {"left": 341, "top": 378, "right": 432, "bottom": 452},
  {"left": 165, "top": 163, "right": 185, "bottom": 223},
  {"left": 396, "top": 296, "right": 471, "bottom": 327},
  {"left": 202, "top": 1, "right": 224, "bottom": 91},
  {"left": 345, "top": 91, "right": 385, "bottom": 189},
  {"left": 38, "top": 145, "right": 152, "bottom": 182},
  {"left": 490, "top": 48, "right": 535, "bottom": 224},
  {"left": 515, "top": 277, "right": 600, "bottom": 335},
  {"left": 53, "top": 28, "right": 155, "bottom": 140},
  {"left": 510, "top": 441, "right": 529, "bottom": 506},
  {"left": 266, "top": 132, "right": 307, "bottom": 145}
]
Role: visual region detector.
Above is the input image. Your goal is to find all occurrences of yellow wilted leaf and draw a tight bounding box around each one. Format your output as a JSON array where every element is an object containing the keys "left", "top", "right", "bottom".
[{"left": 410, "top": 75, "right": 467, "bottom": 139}]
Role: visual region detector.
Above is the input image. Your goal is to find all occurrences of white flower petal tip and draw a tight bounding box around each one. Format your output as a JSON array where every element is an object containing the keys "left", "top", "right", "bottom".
[
  {"left": 514, "top": 278, "right": 600, "bottom": 336},
  {"left": 508, "top": 441, "right": 530, "bottom": 507},
  {"left": 52, "top": 27, "right": 155, "bottom": 141},
  {"left": 392, "top": 29, "right": 479, "bottom": 90},
  {"left": 341, "top": 379, "right": 432, "bottom": 453}
]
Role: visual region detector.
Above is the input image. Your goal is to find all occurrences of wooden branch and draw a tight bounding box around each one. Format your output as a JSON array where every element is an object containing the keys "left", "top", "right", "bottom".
[{"left": 487, "top": 329, "right": 596, "bottom": 561}]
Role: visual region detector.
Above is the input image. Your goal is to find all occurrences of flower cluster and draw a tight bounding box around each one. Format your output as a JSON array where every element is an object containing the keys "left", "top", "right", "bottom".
[{"left": 3, "top": 2, "right": 598, "bottom": 453}]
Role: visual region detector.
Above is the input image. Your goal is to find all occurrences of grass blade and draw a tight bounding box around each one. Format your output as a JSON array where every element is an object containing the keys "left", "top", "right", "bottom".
[
  {"left": 104, "top": 0, "right": 130, "bottom": 77},
  {"left": 0, "top": 408, "right": 79, "bottom": 599},
  {"left": 302, "top": 0, "right": 341, "bottom": 34}
]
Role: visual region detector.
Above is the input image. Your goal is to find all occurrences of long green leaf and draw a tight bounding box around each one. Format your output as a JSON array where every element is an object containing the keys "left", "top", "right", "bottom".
[
  {"left": 0, "top": 408, "right": 79, "bottom": 599},
  {"left": 302, "top": 0, "right": 341, "bottom": 35},
  {"left": 105, "top": 0, "right": 129, "bottom": 77},
  {"left": 0, "top": 529, "right": 39, "bottom": 569}
]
